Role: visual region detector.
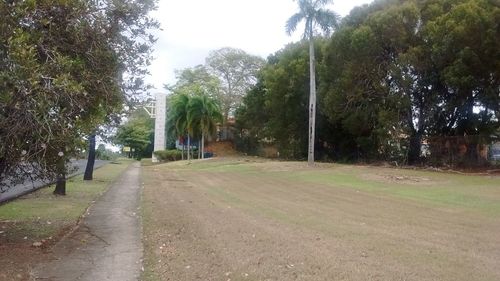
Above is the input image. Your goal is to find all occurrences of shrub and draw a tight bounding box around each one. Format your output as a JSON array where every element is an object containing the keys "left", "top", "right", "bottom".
[{"left": 153, "top": 150, "right": 183, "bottom": 162}]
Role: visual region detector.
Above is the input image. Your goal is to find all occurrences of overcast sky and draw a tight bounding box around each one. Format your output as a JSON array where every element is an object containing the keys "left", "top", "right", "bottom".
[{"left": 146, "top": 0, "right": 374, "bottom": 91}]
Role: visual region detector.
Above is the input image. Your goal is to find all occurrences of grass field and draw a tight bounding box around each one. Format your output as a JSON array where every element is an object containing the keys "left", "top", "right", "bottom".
[
  {"left": 0, "top": 159, "right": 133, "bottom": 281},
  {"left": 142, "top": 157, "right": 500, "bottom": 281}
]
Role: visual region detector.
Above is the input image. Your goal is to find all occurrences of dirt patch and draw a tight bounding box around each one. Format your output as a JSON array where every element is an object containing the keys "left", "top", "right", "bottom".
[
  {"left": 205, "top": 141, "right": 239, "bottom": 157},
  {"left": 0, "top": 243, "right": 39, "bottom": 280},
  {"left": 142, "top": 160, "right": 500, "bottom": 281},
  {"left": 0, "top": 221, "right": 72, "bottom": 281},
  {"left": 361, "top": 173, "right": 435, "bottom": 185}
]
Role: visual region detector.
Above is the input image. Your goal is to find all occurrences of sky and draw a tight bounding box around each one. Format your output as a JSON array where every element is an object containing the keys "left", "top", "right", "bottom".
[{"left": 146, "top": 0, "right": 374, "bottom": 92}]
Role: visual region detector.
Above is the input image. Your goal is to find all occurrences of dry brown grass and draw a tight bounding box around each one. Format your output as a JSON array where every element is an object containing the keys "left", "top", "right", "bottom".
[{"left": 142, "top": 158, "right": 500, "bottom": 281}]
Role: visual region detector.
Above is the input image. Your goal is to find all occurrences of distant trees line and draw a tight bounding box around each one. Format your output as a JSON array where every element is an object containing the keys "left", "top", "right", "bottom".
[
  {"left": 236, "top": 0, "right": 499, "bottom": 166},
  {"left": 114, "top": 0, "right": 498, "bottom": 167},
  {"left": 113, "top": 47, "right": 263, "bottom": 161}
]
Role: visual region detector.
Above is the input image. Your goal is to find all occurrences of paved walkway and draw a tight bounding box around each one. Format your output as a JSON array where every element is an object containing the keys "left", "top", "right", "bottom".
[{"left": 33, "top": 162, "right": 142, "bottom": 281}]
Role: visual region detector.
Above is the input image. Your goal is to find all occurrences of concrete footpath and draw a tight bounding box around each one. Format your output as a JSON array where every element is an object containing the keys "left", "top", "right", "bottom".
[{"left": 33, "top": 162, "right": 143, "bottom": 281}]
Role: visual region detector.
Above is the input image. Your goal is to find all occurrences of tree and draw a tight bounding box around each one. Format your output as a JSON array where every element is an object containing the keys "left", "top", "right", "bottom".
[
  {"left": 169, "top": 93, "right": 191, "bottom": 160},
  {"left": 114, "top": 109, "right": 154, "bottom": 159},
  {"left": 0, "top": 0, "right": 158, "bottom": 193},
  {"left": 168, "top": 65, "right": 221, "bottom": 100},
  {"left": 206, "top": 47, "right": 264, "bottom": 121},
  {"left": 286, "top": 0, "right": 340, "bottom": 166},
  {"left": 320, "top": 0, "right": 499, "bottom": 164},
  {"left": 320, "top": 0, "right": 422, "bottom": 162},
  {"left": 236, "top": 41, "right": 333, "bottom": 159},
  {"left": 235, "top": 80, "right": 270, "bottom": 155},
  {"left": 188, "top": 95, "right": 223, "bottom": 159},
  {"left": 424, "top": 0, "right": 499, "bottom": 136},
  {"left": 261, "top": 42, "right": 312, "bottom": 159}
]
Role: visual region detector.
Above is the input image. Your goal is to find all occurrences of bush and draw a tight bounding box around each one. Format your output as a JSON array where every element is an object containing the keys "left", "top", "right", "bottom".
[{"left": 153, "top": 150, "right": 183, "bottom": 162}]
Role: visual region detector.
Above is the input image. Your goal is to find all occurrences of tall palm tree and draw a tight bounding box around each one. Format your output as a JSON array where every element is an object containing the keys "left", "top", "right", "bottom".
[
  {"left": 286, "top": 0, "right": 339, "bottom": 166},
  {"left": 188, "top": 95, "right": 223, "bottom": 159}
]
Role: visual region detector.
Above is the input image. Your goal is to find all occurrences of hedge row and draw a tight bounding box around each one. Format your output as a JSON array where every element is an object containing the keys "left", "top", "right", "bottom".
[{"left": 153, "top": 150, "right": 183, "bottom": 162}]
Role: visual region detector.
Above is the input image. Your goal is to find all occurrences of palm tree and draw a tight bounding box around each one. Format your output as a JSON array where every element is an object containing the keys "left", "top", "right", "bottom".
[
  {"left": 286, "top": 0, "right": 339, "bottom": 166},
  {"left": 188, "top": 95, "right": 223, "bottom": 159},
  {"left": 170, "top": 93, "right": 190, "bottom": 160}
]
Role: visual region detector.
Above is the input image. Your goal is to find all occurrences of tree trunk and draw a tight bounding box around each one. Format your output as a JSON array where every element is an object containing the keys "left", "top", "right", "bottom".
[
  {"left": 408, "top": 131, "right": 422, "bottom": 165},
  {"left": 187, "top": 135, "right": 191, "bottom": 161},
  {"left": 83, "top": 134, "right": 96, "bottom": 180},
  {"left": 201, "top": 133, "right": 205, "bottom": 159},
  {"left": 53, "top": 152, "right": 66, "bottom": 195},
  {"left": 198, "top": 139, "right": 201, "bottom": 159},
  {"left": 307, "top": 34, "right": 316, "bottom": 167},
  {"left": 465, "top": 137, "right": 480, "bottom": 167},
  {"left": 182, "top": 139, "right": 185, "bottom": 160}
]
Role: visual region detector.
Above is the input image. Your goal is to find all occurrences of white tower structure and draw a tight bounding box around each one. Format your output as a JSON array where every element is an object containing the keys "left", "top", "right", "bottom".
[{"left": 145, "top": 92, "right": 167, "bottom": 163}]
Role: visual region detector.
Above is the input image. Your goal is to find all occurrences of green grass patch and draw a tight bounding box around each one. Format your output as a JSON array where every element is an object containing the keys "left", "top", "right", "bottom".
[
  {"left": 140, "top": 192, "right": 161, "bottom": 281},
  {"left": 0, "top": 159, "right": 133, "bottom": 241},
  {"left": 290, "top": 168, "right": 500, "bottom": 215},
  {"left": 173, "top": 159, "right": 258, "bottom": 173},
  {"left": 176, "top": 160, "right": 500, "bottom": 216},
  {"left": 140, "top": 165, "right": 164, "bottom": 281},
  {"left": 140, "top": 158, "right": 157, "bottom": 167}
]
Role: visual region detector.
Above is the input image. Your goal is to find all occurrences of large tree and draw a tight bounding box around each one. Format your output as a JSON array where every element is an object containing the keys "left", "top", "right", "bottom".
[
  {"left": 205, "top": 47, "right": 264, "bottom": 121},
  {"left": 169, "top": 65, "right": 221, "bottom": 100},
  {"left": 320, "top": 0, "right": 499, "bottom": 164},
  {"left": 0, "top": 0, "right": 158, "bottom": 193},
  {"left": 286, "top": 0, "right": 339, "bottom": 166}
]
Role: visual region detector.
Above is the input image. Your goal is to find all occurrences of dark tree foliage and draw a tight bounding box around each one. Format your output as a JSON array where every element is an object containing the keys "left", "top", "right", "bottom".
[
  {"left": 235, "top": 81, "right": 269, "bottom": 155},
  {"left": 114, "top": 109, "right": 154, "bottom": 160},
  {"left": 320, "top": 0, "right": 499, "bottom": 164},
  {"left": 0, "top": 0, "right": 158, "bottom": 192},
  {"left": 236, "top": 0, "right": 499, "bottom": 166},
  {"left": 236, "top": 41, "right": 330, "bottom": 159}
]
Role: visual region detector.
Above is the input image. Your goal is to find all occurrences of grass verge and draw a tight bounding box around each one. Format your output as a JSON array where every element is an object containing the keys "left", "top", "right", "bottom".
[
  {"left": 141, "top": 161, "right": 161, "bottom": 281},
  {"left": 0, "top": 159, "right": 133, "bottom": 281},
  {"left": 0, "top": 159, "right": 133, "bottom": 243}
]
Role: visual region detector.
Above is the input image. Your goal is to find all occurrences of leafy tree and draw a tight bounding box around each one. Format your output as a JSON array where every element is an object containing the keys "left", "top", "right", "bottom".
[
  {"left": 263, "top": 43, "right": 311, "bottom": 159},
  {"left": 235, "top": 0, "right": 498, "bottom": 168},
  {"left": 321, "top": 1, "right": 421, "bottom": 162},
  {"left": 286, "top": 0, "right": 340, "bottom": 166},
  {"left": 114, "top": 109, "right": 154, "bottom": 159},
  {"left": 206, "top": 47, "right": 264, "bottom": 121},
  {"left": 424, "top": 0, "right": 499, "bottom": 135},
  {"left": 235, "top": 81, "right": 270, "bottom": 155},
  {"left": 320, "top": 0, "right": 499, "bottom": 164},
  {"left": 236, "top": 42, "right": 330, "bottom": 159},
  {"left": 0, "top": 0, "right": 158, "bottom": 194},
  {"left": 169, "top": 65, "right": 221, "bottom": 100}
]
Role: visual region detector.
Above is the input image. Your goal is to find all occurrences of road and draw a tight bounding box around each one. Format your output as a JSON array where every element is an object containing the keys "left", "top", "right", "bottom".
[{"left": 0, "top": 159, "right": 107, "bottom": 204}]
